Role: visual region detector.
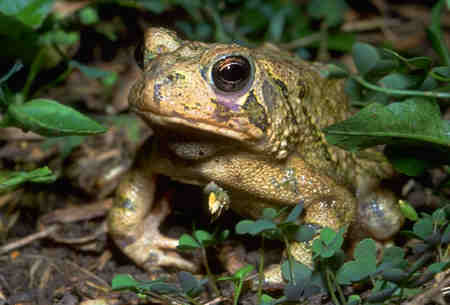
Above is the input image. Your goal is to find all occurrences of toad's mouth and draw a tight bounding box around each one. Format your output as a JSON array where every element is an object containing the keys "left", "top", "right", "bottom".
[
  {"left": 134, "top": 109, "right": 257, "bottom": 160},
  {"left": 133, "top": 108, "right": 265, "bottom": 148}
]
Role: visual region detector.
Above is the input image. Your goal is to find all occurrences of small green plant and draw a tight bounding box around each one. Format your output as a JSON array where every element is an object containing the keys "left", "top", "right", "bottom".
[
  {"left": 236, "top": 203, "right": 318, "bottom": 303},
  {"left": 218, "top": 264, "right": 254, "bottom": 305},
  {"left": 111, "top": 203, "right": 450, "bottom": 305},
  {"left": 111, "top": 272, "right": 207, "bottom": 305},
  {"left": 0, "top": 63, "right": 107, "bottom": 191},
  {"left": 309, "top": 205, "right": 450, "bottom": 305},
  {"left": 177, "top": 228, "right": 230, "bottom": 296},
  {"left": 0, "top": 1, "right": 115, "bottom": 191},
  {"left": 235, "top": 203, "right": 450, "bottom": 305},
  {"left": 111, "top": 228, "right": 229, "bottom": 304}
]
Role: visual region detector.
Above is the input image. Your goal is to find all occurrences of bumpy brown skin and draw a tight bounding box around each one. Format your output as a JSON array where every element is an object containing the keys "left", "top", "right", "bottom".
[{"left": 108, "top": 28, "right": 404, "bottom": 284}]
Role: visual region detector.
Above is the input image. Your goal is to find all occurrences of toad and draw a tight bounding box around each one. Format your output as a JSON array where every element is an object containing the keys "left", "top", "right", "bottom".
[{"left": 108, "top": 28, "right": 404, "bottom": 284}]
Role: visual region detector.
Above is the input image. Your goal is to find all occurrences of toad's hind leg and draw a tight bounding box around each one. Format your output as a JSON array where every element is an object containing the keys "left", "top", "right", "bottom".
[{"left": 108, "top": 168, "right": 199, "bottom": 273}]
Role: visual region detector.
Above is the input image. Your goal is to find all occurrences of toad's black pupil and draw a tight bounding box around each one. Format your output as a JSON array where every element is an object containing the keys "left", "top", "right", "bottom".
[{"left": 212, "top": 56, "right": 251, "bottom": 92}]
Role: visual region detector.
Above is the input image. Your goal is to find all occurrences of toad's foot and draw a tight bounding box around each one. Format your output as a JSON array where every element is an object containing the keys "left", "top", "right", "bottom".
[{"left": 108, "top": 169, "right": 199, "bottom": 273}]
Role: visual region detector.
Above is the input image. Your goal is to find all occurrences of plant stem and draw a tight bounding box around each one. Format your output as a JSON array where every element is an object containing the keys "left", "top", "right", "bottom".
[
  {"left": 283, "top": 235, "right": 295, "bottom": 283},
  {"left": 328, "top": 268, "right": 346, "bottom": 305},
  {"left": 233, "top": 278, "right": 245, "bottom": 305},
  {"left": 353, "top": 75, "right": 450, "bottom": 99},
  {"left": 325, "top": 268, "right": 341, "bottom": 305},
  {"left": 257, "top": 237, "right": 265, "bottom": 304},
  {"left": 201, "top": 247, "right": 220, "bottom": 296},
  {"left": 32, "top": 66, "right": 73, "bottom": 98},
  {"left": 22, "top": 48, "right": 46, "bottom": 100}
]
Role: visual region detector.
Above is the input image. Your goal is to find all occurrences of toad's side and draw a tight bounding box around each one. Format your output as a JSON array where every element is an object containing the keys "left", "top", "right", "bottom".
[{"left": 108, "top": 28, "right": 404, "bottom": 285}]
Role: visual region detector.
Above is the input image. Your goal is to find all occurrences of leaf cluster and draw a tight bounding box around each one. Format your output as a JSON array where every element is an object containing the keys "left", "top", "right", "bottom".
[
  {"left": 0, "top": 1, "right": 113, "bottom": 190},
  {"left": 114, "top": 200, "right": 450, "bottom": 305},
  {"left": 235, "top": 202, "right": 315, "bottom": 244},
  {"left": 323, "top": 0, "right": 449, "bottom": 175},
  {"left": 112, "top": 272, "right": 207, "bottom": 304}
]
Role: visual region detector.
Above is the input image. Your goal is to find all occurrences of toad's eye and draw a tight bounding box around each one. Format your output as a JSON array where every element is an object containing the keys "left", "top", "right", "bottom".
[{"left": 212, "top": 56, "right": 251, "bottom": 92}]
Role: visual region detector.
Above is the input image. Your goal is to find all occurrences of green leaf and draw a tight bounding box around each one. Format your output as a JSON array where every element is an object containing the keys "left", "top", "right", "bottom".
[
  {"left": 413, "top": 218, "right": 433, "bottom": 240},
  {"left": 283, "top": 283, "right": 304, "bottom": 301},
  {"left": 324, "top": 98, "right": 450, "bottom": 155},
  {"left": 427, "top": 0, "right": 450, "bottom": 65},
  {"left": 382, "top": 49, "right": 432, "bottom": 70},
  {"left": 262, "top": 208, "right": 278, "bottom": 220},
  {"left": 194, "top": 230, "right": 214, "bottom": 247},
  {"left": 267, "top": 6, "right": 289, "bottom": 42},
  {"left": 0, "top": 166, "right": 56, "bottom": 191},
  {"left": 233, "top": 264, "right": 254, "bottom": 280},
  {"left": 285, "top": 202, "right": 303, "bottom": 223},
  {"left": 336, "top": 261, "right": 359, "bottom": 285},
  {"left": 312, "top": 227, "right": 344, "bottom": 258},
  {"left": 307, "top": 0, "right": 348, "bottom": 26},
  {"left": 354, "top": 239, "right": 376, "bottom": 265},
  {"left": 378, "top": 73, "right": 422, "bottom": 90},
  {"left": 294, "top": 225, "right": 316, "bottom": 242},
  {"left": 399, "top": 200, "right": 419, "bottom": 221},
  {"left": 177, "top": 233, "right": 201, "bottom": 250},
  {"left": 442, "top": 224, "right": 450, "bottom": 243},
  {"left": 320, "top": 227, "right": 338, "bottom": 245},
  {"left": 319, "top": 64, "right": 349, "bottom": 79},
  {"left": 281, "top": 261, "right": 312, "bottom": 283},
  {"left": 427, "top": 261, "right": 450, "bottom": 274},
  {"left": 235, "top": 220, "right": 254, "bottom": 235},
  {"left": 377, "top": 246, "right": 407, "bottom": 273},
  {"left": 177, "top": 271, "right": 204, "bottom": 297},
  {"left": 111, "top": 274, "right": 140, "bottom": 290},
  {"left": 235, "top": 219, "right": 277, "bottom": 235},
  {"left": 4, "top": 99, "right": 107, "bottom": 136},
  {"left": 111, "top": 274, "right": 179, "bottom": 294},
  {"left": 381, "top": 268, "right": 409, "bottom": 283},
  {"left": 366, "top": 286, "right": 397, "bottom": 303},
  {"left": 69, "top": 60, "right": 113, "bottom": 80},
  {"left": 79, "top": 7, "right": 99, "bottom": 25},
  {"left": 352, "top": 42, "right": 381, "bottom": 76},
  {"left": 0, "top": 0, "right": 54, "bottom": 29},
  {"left": 432, "top": 208, "right": 447, "bottom": 226},
  {"left": 250, "top": 219, "right": 277, "bottom": 235},
  {"left": 336, "top": 239, "right": 377, "bottom": 284},
  {"left": 386, "top": 146, "right": 434, "bottom": 176},
  {"left": 327, "top": 32, "right": 356, "bottom": 52},
  {"left": 260, "top": 294, "right": 276, "bottom": 305},
  {"left": 136, "top": 281, "right": 179, "bottom": 294},
  {"left": 430, "top": 66, "right": 450, "bottom": 82},
  {"left": 346, "top": 295, "right": 361, "bottom": 305},
  {"left": 136, "top": 0, "right": 168, "bottom": 13},
  {"left": 39, "top": 29, "right": 80, "bottom": 46},
  {"left": 216, "top": 229, "right": 229, "bottom": 242}
]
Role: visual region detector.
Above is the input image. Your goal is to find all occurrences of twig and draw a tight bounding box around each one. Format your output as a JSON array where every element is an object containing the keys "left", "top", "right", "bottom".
[{"left": 0, "top": 224, "right": 60, "bottom": 255}]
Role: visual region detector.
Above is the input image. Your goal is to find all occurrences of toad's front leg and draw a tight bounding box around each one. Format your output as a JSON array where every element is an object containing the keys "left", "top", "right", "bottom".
[{"left": 108, "top": 162, "right": 199, "bottom": 273}]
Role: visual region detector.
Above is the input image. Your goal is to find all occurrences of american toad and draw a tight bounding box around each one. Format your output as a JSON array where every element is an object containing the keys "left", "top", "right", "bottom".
[{"left": 108, "top": 28, "right": 404, "bottom": 284}]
